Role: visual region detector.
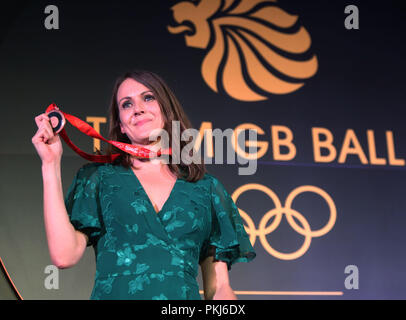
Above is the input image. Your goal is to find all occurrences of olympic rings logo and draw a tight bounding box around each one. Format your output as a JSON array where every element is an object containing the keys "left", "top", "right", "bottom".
[{"left": 232, "top": 184, "right": 337, "bottom": 260}]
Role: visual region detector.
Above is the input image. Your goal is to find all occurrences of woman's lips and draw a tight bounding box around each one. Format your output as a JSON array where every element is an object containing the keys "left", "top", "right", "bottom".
[{"left": 135, "top": 119, "right": 151, "bottom": 126}]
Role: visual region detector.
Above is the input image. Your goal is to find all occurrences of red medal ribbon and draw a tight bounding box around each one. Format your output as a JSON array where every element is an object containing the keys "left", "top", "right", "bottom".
[{"left": 45, "top": 103, "right": 171, "bottom": 163}]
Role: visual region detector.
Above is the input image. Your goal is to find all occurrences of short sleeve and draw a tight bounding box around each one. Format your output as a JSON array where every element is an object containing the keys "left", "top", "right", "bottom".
[
  {"left": 64, "top": 163, "right": 104, "bottom": 247},
  {"left": 199, "top": 176, "right": 256, "bottom": 270}
]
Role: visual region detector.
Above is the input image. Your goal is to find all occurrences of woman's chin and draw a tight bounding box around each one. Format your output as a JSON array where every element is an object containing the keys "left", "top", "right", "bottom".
[{"left": 129, "top": 129, "right": 164, "bottom": 146}]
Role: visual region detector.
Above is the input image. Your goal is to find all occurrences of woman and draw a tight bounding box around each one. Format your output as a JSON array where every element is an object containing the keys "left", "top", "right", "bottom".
[{"left": 32, "top": 70, "right": 256, "bottom": 300}]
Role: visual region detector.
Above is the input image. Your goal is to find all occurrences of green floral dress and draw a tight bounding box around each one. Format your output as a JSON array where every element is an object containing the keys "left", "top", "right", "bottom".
[{"left": 64, "top": 162, "right": 256, "bottom": 300}]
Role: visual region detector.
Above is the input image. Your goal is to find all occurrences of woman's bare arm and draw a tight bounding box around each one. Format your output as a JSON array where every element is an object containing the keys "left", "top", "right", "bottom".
[
  {"left": 32, "top": 113, "right": 87, "bottom": 269},
  {"left": 200, "top": 257, "right": 237, "bottom": 300},
  {"left": 42, "top": 162, "right": 88, "bottom": 268}
]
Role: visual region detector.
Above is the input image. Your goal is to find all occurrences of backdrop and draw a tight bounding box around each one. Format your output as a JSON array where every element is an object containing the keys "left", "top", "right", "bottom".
[{"left": 0, "top": 0, "right": 405, "bottom": 300}]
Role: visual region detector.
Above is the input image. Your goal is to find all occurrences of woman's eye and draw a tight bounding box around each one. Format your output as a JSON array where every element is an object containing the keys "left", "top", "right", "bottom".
[
  {"left": 144, "top": 94, "right": 155, "bottom": 102},
  {"left": 122, "top": 101, "right": 132, "bottom": 108}
]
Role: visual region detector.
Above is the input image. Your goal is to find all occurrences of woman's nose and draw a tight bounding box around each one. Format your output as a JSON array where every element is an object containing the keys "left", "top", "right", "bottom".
[{"left": 133, "top": 100, "right": 146, "bottom": 115}]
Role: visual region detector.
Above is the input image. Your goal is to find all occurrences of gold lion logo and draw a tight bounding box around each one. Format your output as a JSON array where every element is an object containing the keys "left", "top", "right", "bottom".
[{"left": 168, "top": 0, "right": 318, "bottom": 101}]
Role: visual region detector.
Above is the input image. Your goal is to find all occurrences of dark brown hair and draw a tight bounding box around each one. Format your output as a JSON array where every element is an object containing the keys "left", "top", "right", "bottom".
[{"left": 105, "top": 70, "right": 206, "bottom": 182}]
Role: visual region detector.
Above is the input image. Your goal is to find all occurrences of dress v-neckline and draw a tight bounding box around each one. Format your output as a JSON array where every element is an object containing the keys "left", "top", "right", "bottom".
[{"left": 129, "top": 167, "right": 178, "bottom": 215}]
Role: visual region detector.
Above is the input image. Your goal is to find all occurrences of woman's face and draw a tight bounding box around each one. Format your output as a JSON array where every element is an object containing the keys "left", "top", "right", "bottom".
[{"left": 117, "top": 78, "right": 165, "bottom": 145}]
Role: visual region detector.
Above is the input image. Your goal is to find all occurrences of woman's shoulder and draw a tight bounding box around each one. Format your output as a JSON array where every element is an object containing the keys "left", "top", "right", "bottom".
[
  {"left": 75, "top": 162, "right": 122, "bottom": 178},
  {"left": 195, "top": 172, "right": 223, "bottom": 188},
  {"left": 199, "top": 172, "right": 232, "bottom": 194},
  {"left": 201, "top": 172, "right": 215, "bottom": 181}
]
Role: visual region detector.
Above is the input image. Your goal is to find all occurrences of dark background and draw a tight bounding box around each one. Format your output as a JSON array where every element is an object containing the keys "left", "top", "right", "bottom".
[{"left": 0, "top": 0, "right": 405, "bottom": 299}]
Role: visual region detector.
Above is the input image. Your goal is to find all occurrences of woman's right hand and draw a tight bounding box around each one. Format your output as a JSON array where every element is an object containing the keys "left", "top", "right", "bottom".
[{"left": 32, "top": 113, "right": 63, "bottom": 164}]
